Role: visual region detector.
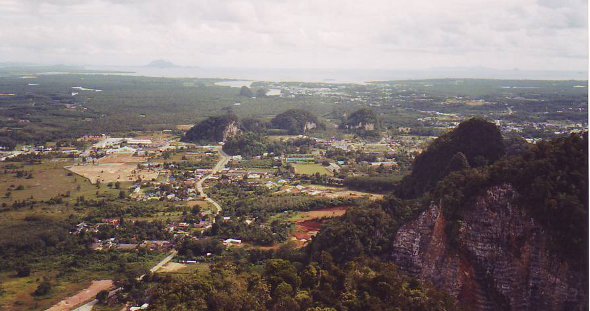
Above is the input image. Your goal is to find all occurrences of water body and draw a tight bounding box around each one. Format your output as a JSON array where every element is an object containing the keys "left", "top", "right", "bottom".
[
  {"left": 214, "top": 80, "right": 253, "bottom": 88},
  {"left": 75, "top": 66, "right": 590, "bottom": 83}
]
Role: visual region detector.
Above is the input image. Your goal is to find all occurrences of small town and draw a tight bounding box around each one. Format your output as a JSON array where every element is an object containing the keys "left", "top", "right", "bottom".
[{"left": 0, "top": 1, "right": 587, "bottom": 308}]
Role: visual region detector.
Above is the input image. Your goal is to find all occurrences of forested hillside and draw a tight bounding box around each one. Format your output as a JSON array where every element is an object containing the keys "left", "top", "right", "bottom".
[
  {"left": 309, "top": 125, "right": 588, "bottom": 309},
  {"left": 183, "top": 114, "right": 241, "bottom": 143},
  {"left": 341, "top": 108, "right": 382, "bottom": 138},
  {"left": 396, "top": 118, "right": 505, "bottom": 198},
  {"left": 435, "top": 131, "right": 588, "bottom": 260},
  {"left": 270, "top": 109, "right": 323, "bottom": 134}
]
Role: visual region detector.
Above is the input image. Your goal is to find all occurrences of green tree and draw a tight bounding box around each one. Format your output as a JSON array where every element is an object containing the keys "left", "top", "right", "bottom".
[
  {"left": 33, "top": 278, "right": 51, "bottom": 296},
  {"left": 96, "top": 289, "right": 109, "bottom": 304}
]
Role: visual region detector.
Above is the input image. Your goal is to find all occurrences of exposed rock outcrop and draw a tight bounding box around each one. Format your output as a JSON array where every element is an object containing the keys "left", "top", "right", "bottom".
[
  {"left": 222, "top": 120, "right": 241, "bottom": 141},
  {"left": 391, "top": 184, "right": 586, "bottom": 310},
  {"left": 341, "top": 108, "right": 380, "bottom": 131},
  {"left": 303, "top": 121, "right": 317, "bottom": 132},
  {"left": 345, "top": 122, "right": 375, "bottom": 131}
]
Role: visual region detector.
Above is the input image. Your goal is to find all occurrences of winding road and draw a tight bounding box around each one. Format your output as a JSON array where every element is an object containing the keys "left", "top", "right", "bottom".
[{"left": 195, "top": 146, "right": 230, "bottom": 215}]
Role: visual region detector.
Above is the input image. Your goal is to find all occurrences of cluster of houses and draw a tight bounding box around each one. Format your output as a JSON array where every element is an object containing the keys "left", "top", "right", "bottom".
[
  {"left": 74, "top": 219, "right": 174, "bottom": 252},
  {"left": 168, "top": 220, "right": 213, "bottom": 236}
]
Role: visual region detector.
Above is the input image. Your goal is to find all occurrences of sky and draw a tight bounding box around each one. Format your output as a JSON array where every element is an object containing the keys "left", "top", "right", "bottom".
[{"left": 0, "top": 0, "right": 587, "bottom": 72}]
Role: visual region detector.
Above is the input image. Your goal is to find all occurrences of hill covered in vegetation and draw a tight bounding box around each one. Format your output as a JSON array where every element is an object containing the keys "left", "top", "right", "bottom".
[
  {"left": 183, "top": 114, "right": 241, "bottom": 144},
  {"left": 239, "top": 86, "right": 253, "bottom": 97},
  {"left": 396, "top": 118, "right": 505, "bottom": 198},
  {"left": 308, "top": 124, "right": 587, "bottom": 309},
  {"left": 341, "top": 108, "right": 382, "bottom": 138},
  {"left": 435, "top": 131, "right": 588, "bottom": 260},
  {"left": 270, "top": 109, "right": 323, "bottom": 135}
]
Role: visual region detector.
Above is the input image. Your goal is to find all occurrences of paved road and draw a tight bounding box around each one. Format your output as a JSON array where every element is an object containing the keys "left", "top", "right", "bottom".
[
  {"left": 72, "top": 302, "right": 96, "bottom": 311},
  {"left": 196, "top": 147, "right": 230, "bottom": 215},
  {"left": 70, "top": 288, "right": 119, "bottom": 311},
  {"left": 147, "top": 250, "right": 178, "bottom": 275},
  {"left": 68, "top": 250, "right": 177, "bottom": 311}
]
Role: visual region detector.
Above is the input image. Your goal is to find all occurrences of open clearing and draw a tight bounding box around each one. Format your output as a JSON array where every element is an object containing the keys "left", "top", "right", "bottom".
[
  {"left": 157, "top": 262, "right": 210, "bottom": 275},
  {"left": 292, "top": 163, "right": 331, "bottom": 175},
  {"left": 176, "top": 124, "right": 194, "bottom": 131},
  {"left": 0, "top": 160, "right": 122, "bottom": 204},
  {"left": 291, "top": 207, "right": 348, "bottom": 243},
  {"left": 158, "top": 262, "right": 187, "bottom": 273},
  {"left": 302, "top": 184, "right": 385, "bottom": 200},
  {"left": 66, "top": 154, "right": 158, "bottom": 184},
  {"left": 299, "top": 208, "right": 348, "bottom": 220}
]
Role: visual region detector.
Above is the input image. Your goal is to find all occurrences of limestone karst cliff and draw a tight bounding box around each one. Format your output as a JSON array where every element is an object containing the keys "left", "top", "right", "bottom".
[{"left": 391, "top": 184, "right": 586, "bottom": 310}]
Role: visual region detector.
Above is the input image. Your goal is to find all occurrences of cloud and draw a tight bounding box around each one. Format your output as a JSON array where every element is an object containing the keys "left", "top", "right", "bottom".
[{"left": 0, "top": 0, "right": 586, "bottom": 71}]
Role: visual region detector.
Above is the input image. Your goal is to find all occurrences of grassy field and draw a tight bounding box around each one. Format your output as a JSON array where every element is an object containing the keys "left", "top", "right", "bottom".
[
  {"left": 65, "top": 153, "right": 160, "bottom": 184},
  {"left": 166, "top": 151, "right": 218, "bottom": 166},
  {"left": 0, "top": 159, "right": 125, "bottom": 205},
  {"left": 0, "top": 251, "right": 166, "bottom": 311},
  {"left": 0, "top": 157, "right": 167, "bottom": 310},
  {"left": 0, "top": 270, "right": 94, "bottom": 311},
  {"left": 292, "top": 163, "right": 331, "bottom": 175},
  {"left": 157, "top": 262, "right": 210, "bottom": 276}
]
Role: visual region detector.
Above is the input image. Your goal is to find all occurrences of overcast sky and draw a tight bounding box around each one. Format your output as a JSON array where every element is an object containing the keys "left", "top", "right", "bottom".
[{"left": 0, "top": 0, "right": 587, "bottom": 71}]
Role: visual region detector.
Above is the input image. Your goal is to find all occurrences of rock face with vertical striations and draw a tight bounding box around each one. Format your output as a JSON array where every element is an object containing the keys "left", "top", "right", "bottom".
[{"left": 391, "top": 184, "right": 586, "bottom": 310}]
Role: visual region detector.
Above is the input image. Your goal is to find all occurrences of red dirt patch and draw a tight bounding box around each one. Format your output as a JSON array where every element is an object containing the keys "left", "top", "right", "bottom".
[
  {"left": 292, "top": 207, "right": 348, "bottom": 243},
  {"left": 293, "top": 219, "right": 322, "bottom": 240}
]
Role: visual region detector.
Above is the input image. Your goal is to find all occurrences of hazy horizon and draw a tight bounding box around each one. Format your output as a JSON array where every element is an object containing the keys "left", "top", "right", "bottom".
[
  {"left": 1, "top": 62, "right": 587, "bottom": 82},
  {"left": 1, "top": 0, "right": 587, "bottom": 74}
]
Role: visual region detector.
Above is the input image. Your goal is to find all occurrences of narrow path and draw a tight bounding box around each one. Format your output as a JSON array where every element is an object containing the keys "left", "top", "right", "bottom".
[{"left": 195, "top": 146, "right": 230, "bottom": 215}]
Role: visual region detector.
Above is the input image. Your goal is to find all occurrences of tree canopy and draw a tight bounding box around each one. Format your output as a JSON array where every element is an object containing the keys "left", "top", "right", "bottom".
[
  {"left": 184, "top": 114, "right": 240, "bottom": 144},
  {"left": 271, "top": 109, "right": 323, "bottom": 135},
  {"left": 341, "top": 108, "right": 382, "bottom": 136},
  {"left": 396, "top": 118, "right": 505, "bottom": 198}
]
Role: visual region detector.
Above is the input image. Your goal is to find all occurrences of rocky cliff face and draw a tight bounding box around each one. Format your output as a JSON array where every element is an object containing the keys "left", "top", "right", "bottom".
[
  {"left": 303, "top": 121, "right": 317, "bottom": 132},
  {"left": 222, "top": 121, "right": 241, "bottom": 141},
  {"left": 391, "top": 184, "right": 586, "bottom": 310}
]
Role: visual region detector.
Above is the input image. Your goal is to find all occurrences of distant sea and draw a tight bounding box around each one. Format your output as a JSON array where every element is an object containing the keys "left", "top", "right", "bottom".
[{"left": 87, "top": 66, "right": 588, "bottom": 83}]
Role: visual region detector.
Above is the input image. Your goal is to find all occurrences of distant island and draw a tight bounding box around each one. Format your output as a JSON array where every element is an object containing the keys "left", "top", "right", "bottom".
[{"left": 145, "top": 59, "right": 179, "bottom": 68}]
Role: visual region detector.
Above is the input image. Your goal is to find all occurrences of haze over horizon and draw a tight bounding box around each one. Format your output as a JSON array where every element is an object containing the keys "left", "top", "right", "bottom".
[{"left": 0, "top": 0, "right": 587, "bottom": 75}]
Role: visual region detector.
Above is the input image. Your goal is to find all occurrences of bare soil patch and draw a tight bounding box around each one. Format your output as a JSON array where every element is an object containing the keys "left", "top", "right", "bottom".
[
  {"left": 46, "top": 280, "right": 113, "bottom": 311},
  {"left": 292, "top": 207, "right": 348, "bottom": 243},
  {"left": 66, "top": 154, "right": 158, "bottom": 184}
]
